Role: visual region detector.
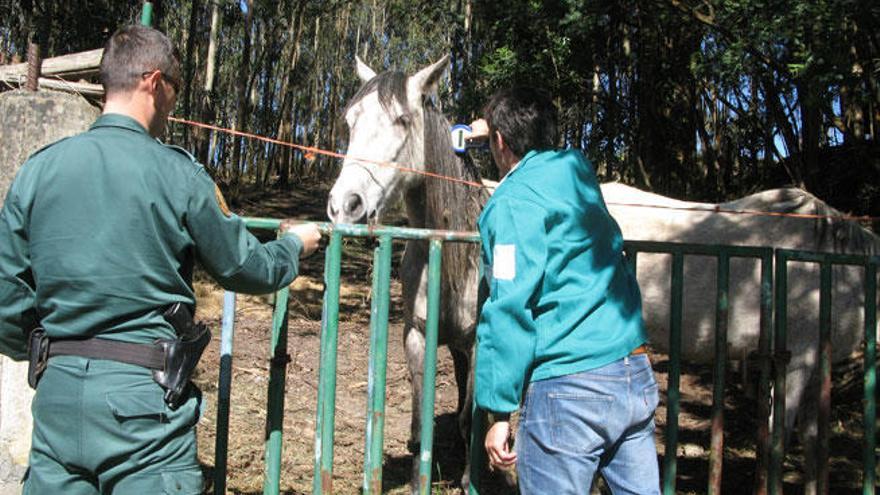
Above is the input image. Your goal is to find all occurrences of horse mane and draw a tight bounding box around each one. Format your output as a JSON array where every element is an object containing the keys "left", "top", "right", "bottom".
[
  {"left": 345, "top": 71, "right": 409, "bottom": 117},
  {"left": 423, "top": 100, "right": 488, "bottom": 306},
  {"left": 723, "top": 187, "right": 879, "bottom": 255}
]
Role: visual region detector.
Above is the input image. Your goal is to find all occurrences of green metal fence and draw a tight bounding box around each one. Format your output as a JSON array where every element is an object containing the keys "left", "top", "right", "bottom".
[
  {"left": 213, "top": 220, "right": 877, "bottom": 495},
  {"left": 620, "top": 242, "right": 775, "bottom": 495},
  {"left": 769, "top": 250, "right": 878, "bottom": 495},
  {"left": 310, "top": 223, "right": 480, "bottom": 495}
]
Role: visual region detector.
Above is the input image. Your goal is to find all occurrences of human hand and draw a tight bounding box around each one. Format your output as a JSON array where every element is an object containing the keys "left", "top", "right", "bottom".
[
  {"left": 467, "top": 118, "right": 489, "bottom": 143},
  {"left": 280, "top": 220, "right": 322, "bottom": 257},
  {"left": 484, "top": 420, "right": 516, "bottom": 469}
]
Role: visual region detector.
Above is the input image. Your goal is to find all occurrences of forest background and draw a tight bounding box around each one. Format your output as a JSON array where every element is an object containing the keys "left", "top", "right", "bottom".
[{"left": 1, "top": 0, "right": 878, "bottom": 225}]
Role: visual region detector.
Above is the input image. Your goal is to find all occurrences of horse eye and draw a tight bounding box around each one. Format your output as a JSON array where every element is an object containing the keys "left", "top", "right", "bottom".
[{"left": 395, "top": 115, "right": 411, "bottom": 127}]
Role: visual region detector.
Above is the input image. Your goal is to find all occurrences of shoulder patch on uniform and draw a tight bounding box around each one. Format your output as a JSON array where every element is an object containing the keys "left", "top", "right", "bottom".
[
  {"left": 214, "top": 184, "right": 232, "bottom": 217},
  {"left": 162, "top": 143, "right": 198, "bottom": 163},
  {"left": 493, "top": 244, "right": 516, "bottom": 280}
]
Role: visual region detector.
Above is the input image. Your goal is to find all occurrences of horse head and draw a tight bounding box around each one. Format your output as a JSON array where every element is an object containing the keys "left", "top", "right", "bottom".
[{"left": 327, "top": 55, "right": 449, "bottom": 224}]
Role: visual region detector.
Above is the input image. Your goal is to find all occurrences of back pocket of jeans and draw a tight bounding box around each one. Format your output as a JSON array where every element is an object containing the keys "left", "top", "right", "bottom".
[
  {"left": 641, "top": 383, "right": 660, "bottom": 420},
  {"left": 548, "top": 392, "right": 613, "bottom": 454}
]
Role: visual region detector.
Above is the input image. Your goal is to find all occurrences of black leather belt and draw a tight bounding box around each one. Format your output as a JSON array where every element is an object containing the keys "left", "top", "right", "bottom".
[{"left": 49, "top": 338, "right": 165, "bottom": 370}]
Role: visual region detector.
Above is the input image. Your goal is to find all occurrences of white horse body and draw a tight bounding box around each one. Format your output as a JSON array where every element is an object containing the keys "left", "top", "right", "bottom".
[{"left": 602, "top": 182, "right": 875, "bottom": 365}]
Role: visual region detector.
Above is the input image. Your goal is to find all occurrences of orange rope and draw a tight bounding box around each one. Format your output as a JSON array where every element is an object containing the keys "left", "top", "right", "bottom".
[
  {"left": 167, "top": 116, "right": 878, "bottom": 224},
  {"left": 167, "top": 116, "right": 485, "bottom": 189}
]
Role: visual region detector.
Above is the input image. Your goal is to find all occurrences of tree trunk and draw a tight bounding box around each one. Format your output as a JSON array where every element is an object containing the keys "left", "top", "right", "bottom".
[
  {"left": 180, "top": 0, "right": 202, "bottom": 148},
  {"left": 198, "top": 0, "right": 221, "bottom": 170},
  {"left": 230, "top": 0, "right": 254, "bottom": 199}
]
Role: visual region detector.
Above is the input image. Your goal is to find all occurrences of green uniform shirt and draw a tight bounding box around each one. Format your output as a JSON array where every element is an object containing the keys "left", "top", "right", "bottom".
[
  {"left": 0, "top": 114, "right": 303, "bottom": 359},
  {"left": 475, "top": 149, "right": 647, "bottom": 413}
]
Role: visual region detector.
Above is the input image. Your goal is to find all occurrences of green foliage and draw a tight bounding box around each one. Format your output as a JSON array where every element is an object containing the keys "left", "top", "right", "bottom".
[{"left": 0, "top": 0, "right": 876, "bottom": 217}]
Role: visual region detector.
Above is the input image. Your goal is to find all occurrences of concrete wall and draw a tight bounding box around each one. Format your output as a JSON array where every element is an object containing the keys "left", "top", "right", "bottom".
[{"left": 0, "top": 90, "right": 99, "bottom": 494}]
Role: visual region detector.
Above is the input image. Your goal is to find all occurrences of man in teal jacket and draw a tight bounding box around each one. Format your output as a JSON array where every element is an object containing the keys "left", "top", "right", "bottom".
[
  {"left": 472, "top": 88, "right": 660, "bottom": 493},
  {"left": 0, "top": 25, "right": 320, "bottom": 494}
]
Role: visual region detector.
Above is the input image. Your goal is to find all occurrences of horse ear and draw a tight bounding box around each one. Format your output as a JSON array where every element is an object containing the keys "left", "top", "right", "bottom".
[
  {"left": 408, "top": 54, "right": 450, "bottom": 97},
  {"left": 356, "top": 55, "right": 377, "bottom": 82}
]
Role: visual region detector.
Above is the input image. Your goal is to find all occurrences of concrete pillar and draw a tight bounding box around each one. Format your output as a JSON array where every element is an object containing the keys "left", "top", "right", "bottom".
[{"left": 0, "top": 89, "right": 99, "bottom": 494}]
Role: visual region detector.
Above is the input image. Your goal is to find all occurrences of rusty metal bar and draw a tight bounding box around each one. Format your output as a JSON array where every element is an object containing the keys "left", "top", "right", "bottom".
[
  {"left": 26, "top": 42, "right": 40, "bottom": 91},
  {"left": 708, "top": 252, "right": 730, "bottom": 495},
  {"left": 817, "top": 261, "right": 832, "bottom": 495},
  {"left": 754, "top": 251, "right": 774, "bottom": 495}
]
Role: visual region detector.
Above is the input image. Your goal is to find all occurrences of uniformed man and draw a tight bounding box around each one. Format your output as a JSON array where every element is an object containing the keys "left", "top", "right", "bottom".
[{"left": 0, "top": 25, "right": 321, "bottom": 494}]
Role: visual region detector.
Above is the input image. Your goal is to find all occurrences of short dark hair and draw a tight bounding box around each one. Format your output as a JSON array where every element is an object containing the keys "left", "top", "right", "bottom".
[
  {"left": 100, "top": 25, "right": 180, "bottom": 96},
  {"left": 483, "top": 87, "right": 558, "bottom": 157}
]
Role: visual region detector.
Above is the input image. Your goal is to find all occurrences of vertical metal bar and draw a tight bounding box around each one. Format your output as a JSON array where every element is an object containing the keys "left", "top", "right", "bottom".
[
  {"left": 363, "top": 236, "right": 393, "bottom": 494},
  {"left": 468, "top": 258, "right": 487, "bottom": 495},
  {"left": 708, "top": 252, "right": 729, "bottom": 495},
  {"left": 770, "top": 252, "right": 789, "bottom": 495},
  {"left": 263, "top": 284, "right": 290, "bottom": 495},
  {"left": 468, "top": 407, "right": 485, "bottom": 495},
  {"left": 140, "top": 1, "right": 154, "bottom": 26},
  {"left": 214, "top": 291, "right": 236, "bottom": 495},
  {"left": 863, "top": 261, "right": 877, "bottom": 495},
  {"left": 25, "top": 42, "right": 40, "bottom": 91},
  {"left": 418, "top": 239, "right": 443, "bottom": 494},
  {"left": 754, "top": 251, "right": 773, "bottom": 495},
  {"left": 663, "top": 252, "right": 684, "bottom": 495},
  {"left": 817, "top": 261, "right": 832, "bottom": 495},
  {"left": 314, "top": 231, "right": 343, "bottom": 494}
]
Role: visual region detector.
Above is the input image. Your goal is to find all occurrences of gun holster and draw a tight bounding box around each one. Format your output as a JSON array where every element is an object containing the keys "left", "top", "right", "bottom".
[
  {"left": 152, "top": 303, "right": 211, "bottom": 409},
  {"left": 27, "top": 328, "right": 49, "bottom": 389}
]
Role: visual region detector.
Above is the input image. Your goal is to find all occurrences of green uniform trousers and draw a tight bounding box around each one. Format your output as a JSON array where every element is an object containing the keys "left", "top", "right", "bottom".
[{"left": 22, "top": 355, "right": 203, "bottom": 494}]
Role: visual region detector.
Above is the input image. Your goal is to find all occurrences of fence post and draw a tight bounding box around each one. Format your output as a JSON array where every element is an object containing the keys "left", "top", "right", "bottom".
[
  {"left": 314, "top": 231, "right": 343, "bottom": 494},
  {"left": 662, "top": 251, "right": 684, "bottom": 495},
  {"left": 214, "top": 290, "right": 237, "bottom": 495},
  {"left": 817, "top": 261, "right": 833, "bottom": 495},
  {"left": 363, "top": 236, "right": 393, "bottom": 494},
  {"left": 140, "top": 1, "right": 153, "bottom": 26},
  {"left": 417, "top": 239, "right": 443, "bottom": 494},
  {"left": 863, "top": 260, "right": 877, "bottom": 495},
  {"left": 263, "top": 283, "right": 290, "bottom": 495},
  {"left": 708, "top": 252, "right": 730, "bottom": 495},
  {"left": 769, "top": 251, "right": 789, "bottom": 495}
]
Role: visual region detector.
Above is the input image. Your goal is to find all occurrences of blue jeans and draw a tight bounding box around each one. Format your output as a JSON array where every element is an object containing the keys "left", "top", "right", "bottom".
[{"left": 516, "top": 354, "right": 660, "bottom": 494}]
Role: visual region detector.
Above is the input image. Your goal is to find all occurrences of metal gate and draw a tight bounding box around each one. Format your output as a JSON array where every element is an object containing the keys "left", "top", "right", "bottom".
[{"left": 211, "top": 220, "right": 877, "bottom": 495}]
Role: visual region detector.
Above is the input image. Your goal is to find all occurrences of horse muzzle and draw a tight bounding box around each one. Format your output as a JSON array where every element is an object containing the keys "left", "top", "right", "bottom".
[{"left": 328, "top": 191, "right": 369, "bottom": 224}]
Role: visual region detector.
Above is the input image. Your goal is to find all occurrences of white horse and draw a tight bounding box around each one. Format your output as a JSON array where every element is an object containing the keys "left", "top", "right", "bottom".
[
  {"left": 327, "top": 54, "right": 879, "bottom": 493},
  {"left": 327, "top": 55, "right": 486, "bottom": 492}
]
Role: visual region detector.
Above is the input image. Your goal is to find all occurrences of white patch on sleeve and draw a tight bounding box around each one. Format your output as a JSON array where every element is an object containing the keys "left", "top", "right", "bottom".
[{"left": 492, "top": 244, "right": 516, "bottom": 280}]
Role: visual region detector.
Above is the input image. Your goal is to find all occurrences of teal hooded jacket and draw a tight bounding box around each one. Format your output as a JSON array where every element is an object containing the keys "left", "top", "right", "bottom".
[{"left": 475, "top": 149, "right": 647, "bottom": 414}]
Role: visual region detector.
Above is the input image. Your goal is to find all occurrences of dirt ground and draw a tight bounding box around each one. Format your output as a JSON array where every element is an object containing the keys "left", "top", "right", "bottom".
[{"left": 189, "top": 181, "right": 876, "bottom": 494}]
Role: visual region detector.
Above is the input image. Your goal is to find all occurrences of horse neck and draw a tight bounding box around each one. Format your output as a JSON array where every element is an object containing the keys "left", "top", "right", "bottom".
[
  {"left": 404, "top": 182, "right": 427, "bottom": 229},
  {"left": 419, "top": 107, "right": 486, "bottom": 320},
  {"left": 421, "top": 109, "right": 486, "bottom": 232}
]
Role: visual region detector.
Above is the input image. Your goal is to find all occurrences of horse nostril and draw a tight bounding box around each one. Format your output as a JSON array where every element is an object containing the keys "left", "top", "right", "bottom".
[
  {"left": 345, "top": 194, "right": 362, "bottom": 214},
  {"left": 327, "top": 202, "right": 339, "bottom": 222},
  {"left": 343, "top": 193, "right": 364, "bottom": 214}
]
